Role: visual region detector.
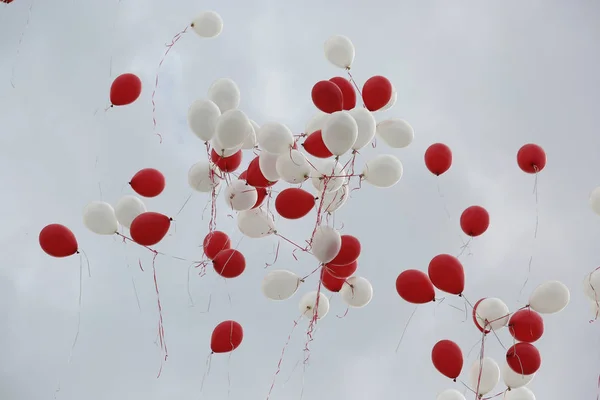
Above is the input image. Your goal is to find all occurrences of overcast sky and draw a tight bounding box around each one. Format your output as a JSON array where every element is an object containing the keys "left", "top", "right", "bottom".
[{"left": 1, "top": 0, "right": 599, "bottom": 399}]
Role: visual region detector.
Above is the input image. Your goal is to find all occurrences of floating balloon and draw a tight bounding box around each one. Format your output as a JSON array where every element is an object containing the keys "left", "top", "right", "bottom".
[
  {"left": 396, "top": 269, "right": 435, "bottom": 304},
  {"left": 329, "top": 235, "right": 361, "bottom": 266},
  {"left": 506, "top": 342, "right": 541, "bottom": 375},
  {"left": 191, "top": 11, "right": 224, "bottom": 38},
  {"left": 110, "top": 73, "right": 142, "bottom": 106},
  {"left": 311, "top": 159, "right": 346, "bottom": 193},
  {"left": 362, "top": 76, "right": 392, "bottom": 111},
  {"left": 380, "top": 84, "right": 397, "bottom": 112},
  {"left": 305, "top": 112, "right": 328, "bottom": 135},
  {"left": 324, "top": 35, "right": 355, "bottom": 69},
  {"left": 224, "top": 180, "right": 258, "bottom": 211},
  {"left": 257, "top": 122, "right": 294, "bottom": 154},
  {"left": 203, "top": 231, "right": 231, "bottom": 260},
  {"left": 528, "top": 280, "right": 569, "bottom": 314},
  {"left": 590, "top": 187, "right": 600, "bottom": 216},
  {"left": 258, "top": 150, "right": 281, "bottom": 182},
  {"left": 210, "top": 320, "right": 243, "bottom": 353},
  {"left": 362, "top": 154, "right": 403, "bottom": 188},
  {"left": 517, "top": 143, "right": 546, "bottom": 173},
  {"left": 188, "top": 161, "right": 221, "bottom": 192},
  {"left": 508, "top": 309, "right": 544, "bottom": 343},
  {"left": 129, "top": 168, "right": 165, "bottom": 198},
  {"left": 188, "top": 99, "right": 221, "bottom": 141},
  {"left": 299, "top": 290, "right": 330, "bottom": 319},
  {"left": 472, "top": 297, "right": 509, "bottom": 332},
  {"left": 468, "top": 357, "right": 500, "bottom": 396},
  {"left": 261, "top": 270, "right": 301, "bottom": 301},
  {"left": 312, "top": 80, "right": 343, "bottom": 114},
  {"left": 130, "top": 212, "right": 171, "bottom": 246},
  {"left": 215, "top": 109, "right": 250, "bottom": 149},
  {"left": 460, "top": 205, "right": 489, "bottom": 237},
  {"left": 329, "top": 77, "right": 356, "bottom": 110},
  {"left": 321, "top": 111, "right": 358, "bottom": 155},
  {"left": 436, "top": 389, "right": 466, "bottom": 400},
  {"left": 504, "top": 387, "right": 536, "bottom": 400},
  {"left": 425, "top": 143, "right": 452, "bottom": 176},
  {"left": 246, "top": 156, "right": 276, "bottom": 188},
  {"left": 311, "top": 226, "right": 342, "bottom": 264},
  {"left": 302, "top": 130, "right": 333, "bottom": 158},
  {"left": 431, "top": 340, "right": 463, "bottom": 380},
  {"left": 276, "top": 150, "right": 311, "bottom": 184},
  {"left": 242, "top": 120, "right": 259, "bottom": 149},
  {"left": 208, "top": 78, "right": 240, "bottom": 113},
  {"left": 502, "top": 362, "right": 535, "bottom": 389},
  {"left": 325, "top": 260, "right": 357, "bottom": 279},
  {"left": 211, "top": 134, "right": 243, "bottom": 157},
  {"left": 83, "top": 201, "right": 118, "bottom": 235},
  {"left": 340, "top": 276, "right": 373, "bottom": 308},
  {"left": 115, "top": 195, "right": 146, "bottom": 229},
  {"left": 210, "top": 149, "right": 242, "bottom": 173},
  {"left": 213, "top": 249, "right": 245, "bottom": 278},
  {"left": 237, "top": 208, "right": 275, "bottom": 238},
  {"left": 321, "top": 184, "right": 349, "bottom": 213},
  {"left": 348, "top": 108, "right": 376, "bottom": 150},
  {"left": 376, "top": 119, "right": 414, "bottom": 149},
  {"left": 320, "top": 268, "right": 346, "bottom": 292},
  {"left": 39, "top": 224, "right": 78, "bottom": 258},
  {"left": 275, "top": 188, "right": 315, "bottom": 219},
  {"left": 428, "top": 254, "right": 464, "bottom": 295}
]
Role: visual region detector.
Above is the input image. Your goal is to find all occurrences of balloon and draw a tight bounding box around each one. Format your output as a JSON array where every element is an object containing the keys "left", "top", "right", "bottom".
[
  {"left": 427, "top": 254, "right": 464, "bottom": 295},
  {"left": 311, "top": 159, "right": 346, "bottom": 193},
  {"left": 187, "top": 99, "right": 221, "bottom": 141},
  {"left": 583, "top": 269, "right": 600, "bottom": 302},
  {"left": 224, "top": 180, "right": 258, "bottom": 211},
  {"left": 203, "top": 231, "right": 231, "bottom": 260},
  {"left": 460, "top": 205, "right": 489, "bottom": 237},
  {"left": 311, "top": 81, "right": 343, "bottom": 114},
  {"left": 340, "top": 276, "right": 373, "bottom": 308},
  {"left": 395, "top": 270, "right": 435, "bottom": 304},
  {"left": 242, "top": 120, "right": 259, "bottom": 149},
  {"left": 210, "top": 320, "right": 243, "bottom": 353},
  {"left": 320, "top": 268, "right": 346, "bottom": 292},
  {"left": 362, "top": 76, "right": 392, "bottom": 112},
  {"left": 348, "top": 108, "right": 376, "bottom": 150},
  {"left": 311, "top": 226, "right": 342, "bottom": 263},
  {"left": 436, "top": 389, "right": 466, "bottom": 400},
  {"left": 468, "top": 357, "right": 500, "bottom": 395},
  {"left": 39, "top": 224, "right": 78, "bottom": 258},
  {"left": 129, "top": 168, "right": 165, "bottom": 198},
  {"left": 329, "top": 235, "right": 361, "bottom": 266},
  {"left": 207, "top": 78, "right": 240, "bottom": 113},
  {"left": 431, "top": 340, "right": 463, "bottom": 380},
  {"left": 321, "top": 184, "right": 349, "bottom": 213},
  {"left": 528, "top": 280, "right": 569, "bottom": 314},
  {"left": 215, "top": 109, "right": 250, "bottom": 149},
  {"left": 211, "top": 134, "right": 243, "bottom": 157},
  {"left": 258, "top": 150, "right": 281, "bottom": 182},
  {"left": 362, "top": 154, "right": 403, "bottom": 188},
  {"left": 213, "top": 249, "right": 245, "bottom": 278},
  {"left": 302, "top": 130, "right": 333, "bottom": 158},
  {"left": 502, "top": 362, "right": 535, "bottom": 389},
  {"left": 252, "top": 186, "right": 268, "bottom": 209},
  {"left": 376, "top": 119, "right": 414, "bottom": 149},
  {"left": 261, "top": 270, "right": 301, "bottom": 301},
  {"left": 275, "top": 188, "right": 315, "bottom": 219},
  {"left": 508, "top": 309, "right": 544, "bottom": 343},
  {"left": 188, "top": 161, "right": 221, "bottom": 192},
  {"left": 517, "top": 144, "right": 546, "bottom": 173},
  {"left": 321, "top": 111, "right": 358, "bottom": 155},
  {"left": 83, "top": 201, "right": 118, "bottom": 235},
  {"left": 325, "top": 260, "right": 357, "bottom": 279},
  {"left": 276, "top": 150, "right": 311, "bottom": 184},
  {"left": 504, "top": 387, "right": 536, "bottom": 400},
  {"left": 130, "top": 212, "right": 171, "bottom": 246},
  {"left": 380, "top": 84, "right": 397, "bottom": 112},
  {"left": 210, "top": 149, "right": 243, "bottom": 173},
  {"left": 191, "top": 11, "right": 223, "bottom": 38},
  {"left": 110, "top": 73, "right": 142, "bottom": 106},
  {"left": 506, "top": 343, "right": 541, "bottom": 375},
  {"left": 257, "top": 122, "right": 294, "bottom": 154},
  {"left": 246, "top": 156, "right": 276, "bottom": 188},
  {"left": 299, "top": 290, "right": 330, "bottom": 319},
  {"left": 590, "top": 187, "right": 600, "bottom": 216},
  {"left": 324, "top": 35, "right": 355, "bottom": 69},
  {"left": 425, "top": 143, "right": 452, "bottom": 176},
  {"left": 237, "top": 208, "right": 275, "bottom": 238},
  {"left": 329, "top": 77, "right": 356, "bottom": 110},
  {"left": 115, "top": 195, "right": 146, "bottom": 229},
  {"left": 305, "top": 112, "right": 328, "bottom": 135},
  {"left": 472, "top": 297, "right": 509, "bottom": 332}
]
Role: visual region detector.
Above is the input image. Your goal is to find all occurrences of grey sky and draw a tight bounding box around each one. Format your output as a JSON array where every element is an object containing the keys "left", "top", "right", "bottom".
[{"left": 1, "top": 0, "right": 599, "bottom": 399}]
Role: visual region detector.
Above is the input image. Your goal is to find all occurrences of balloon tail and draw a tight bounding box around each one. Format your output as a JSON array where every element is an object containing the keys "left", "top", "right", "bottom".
[
  {"left": 518, "top": 167, "right": 540, "bottom": 300},
  {"left": 474, "top": 328, "right": 488, "bottom": 399},
  {"left": 175, "top": 192, "right": 194, "bottom": 217},
  {"left": 394, "top": 305, "right": 418, "bottom": 353},
  {"left": 199, "top": 352, "right": 213, "bottom": 395},
  {"left": 264, "top": 241, "right": 281, "bottom": 268},
  {"left": 456, "top": 237, "right": 473, "bottom": 258},
  {"left": 151, "top": 253, "right": 168, "bottom": 378},
  {"left": 336, "top": 307, "right": 349, "bottom": 319},
  {"left": 266, "top": 314, "right": 302, "bottom": 400},
  {"left": 10, "top": 0, "right": 35, "bottom": 88},
  {"left": 303, "top": 277, "right": 324, "bottom": 367}
]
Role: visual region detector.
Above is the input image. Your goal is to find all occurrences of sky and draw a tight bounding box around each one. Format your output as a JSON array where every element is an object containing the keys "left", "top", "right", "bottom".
[{"left": 1, "top": 0, "right": 599, "bottom": 399}]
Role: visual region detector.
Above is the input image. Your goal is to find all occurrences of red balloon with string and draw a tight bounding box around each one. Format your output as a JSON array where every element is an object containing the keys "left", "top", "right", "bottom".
[
  {"left": 325, "top": 260, "right": 357, "bottom": 279},
  {"left": 213, "top": 249, "right": 245, "bottom": 278},
  {"left": 211, "top": 320, "right": 244, "bottom": 353},
  {"left": 329, "top": 235, "right": 361, "bottom": 266},
  {"left": 425, "top": 143, "right": 452, "bottom": 176},
  {"left": 329, "top": 77, "right": 356, "bottom": 110},
  {"left": 210, "top": 149, "right": 243, "bottom": 173},
  {"left": 506, "top": 343, "right": 541, "bottom": 375},
  {"left": 275, "top": 188, "right": 315, "bottom": 219},
  {"left": 428, "top": 254, "right": 464, "bottom": 295},
  {"left": 312, "top": 80, "right": 343, "bottom": 113},
  {"left": 203, "top": 231, "right": 231, "bottom": 260},
  {"left": 39, "top": 224, "right": 78, "bottom": 258},
  {"left": 110, "top": 73, "right": 142, "bottom": 106},
  {"left": 302, "top": 130, "right": 333, "bottom": 158},
  {"left": 431, "top": 340, "right": 463, "bottom": 380},
  {"left": 508, "top": 309, "right": 544, "bottom": 343},
  {"left": 460, "top": 206, "right": 489, "bottom": 237},
  {"left": 396, "top": 269, "right": 435, "bottom": 304},
  {"left": 130, "top": 212, "right": 171, "bottom": 246},
  {"left": 239, "top": 170, "right": 268, "bottom": 208},
  {"left": 245, "top": 156, "right": 276, "bottom": 188},
  {"left": 129, "top": 168, "right": 165, "bottom": 198},
  {"left": 362, "top": 75, "right": 392, "bottom": 111},
  {"left": 320, "top": 268, "right": 346, "bottom": 292},
  {"left": 517, "top": 143, "right": 546, "bottom": 173}
]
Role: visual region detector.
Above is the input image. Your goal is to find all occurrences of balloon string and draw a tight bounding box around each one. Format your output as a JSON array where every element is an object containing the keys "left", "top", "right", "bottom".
[
  {"left": 336, "top": 307, "right": 349, "bottom": 319},
  {"left": 10, "top": 0, "right": 35, "bottom": 88},
  {"left": 474, "top": 326, "right": 488, "bottom": 399},
  {"left": 199, "top": 352, "right": 213, "bottom": 395},
  {"left": 151, "top": 253, "right": 168, "bottom": 378},
  {"left": 345, "top": 68, "right": 365, "bottom": 107},
  {"left": 518, "top": 166, "right": 540, "bottom": 301},
  {"left": 264, "top": 241, "right": 281, "bottom": 268},
  {"left": 266, "top": 314, "right": 303, "bottom": 400},
  {"left": 115, "top": 232, "right": 201, "bottom": 264},
  {"left": 108, "top": 0, "right": 122, "bottom": 79},
  {"left": 395, "top": 305, "right": 418, "bottom": 353},
  {"left": 303, "top": 275, "right": 324, "bottom": 367},
  {"left": 482, "top": 389, "right": 507, "bottom": 399},
  {"left": 587, "top": 266, "right": 600, "bottom": 323}
]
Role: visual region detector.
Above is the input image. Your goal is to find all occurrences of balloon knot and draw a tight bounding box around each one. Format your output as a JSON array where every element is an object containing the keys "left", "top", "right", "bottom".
[
  {"left": 76, "top": 250, "right": 80, "bottom": 254},
  {"left": 190, "top": 22, "right": 195, "bottom": 27},
  {"left": 300, "top": 143, "right": 305, "bottom": 146},
  {"left": 458, "top": 293, "right": 462, "bottom": 297},
  {"left": 169, "top": 217, "right": 174, "bottom": 221},
  {"left": 314, "top": 197, "right": 319, "bottom": 201},
  {"left": 452, "top": 378, "right": 456, "bottom": 383},
  {"left": 128, "top": 182, "right": 132, "bottom": 185}
]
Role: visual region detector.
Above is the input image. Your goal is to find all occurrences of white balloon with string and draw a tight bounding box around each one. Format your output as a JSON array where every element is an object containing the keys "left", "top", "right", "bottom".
[
  {"left": 207, "top": 78, "right": 240, "bottom": 113},
  {"left": 211, "top": 135, "right": 242, "bottom": 157},
  {"left": 258, "top": 150, "right": 280, "bottom": 182},
  {"left": 224, "top": 180, "right": 257, "bottom": 212},
  {"left": 376, "top": 119, "right": 414, "bottom": 149},
  {"left": 215, "top": 109, "right": 250, "bottom": 149},
  {"left": 324, "top": 34, "right": 355, "bottom": 69},
  {"left": 115, "top": 195, "right": 146, "bottom": 229},
  {"left": 83, "top": 201, "right": 119, "bottom": 235},
  {"left": 237, "top": 208, "right": 275, "bottom": 238},
  {"left": 473, "top": 297, "right": 510, "bottom": 331},
  {"left": 188, "top": 161, "right": 221, "bottom": 193},
  {"left": 468, "top": 357, "right": 500, "bottom": 395},
  {"left": 299, "top": 291, "right": 330, "bottom": 319},
  {"left": 340, "top": 277, "right": 373, "bottom": 308},
  {"left": 187, "top": 99, "right": 221, "bottom": 141},
  {"left": 321, "top": 184, "right": 349, "bottom": 213},
  {"left": 262, "top": 270, "right": 302, "bottom": 301},
  {"left": 258, "top": 122, "right": 294, "bottom": 154},
  {"left": 311, "top": 226, "right": 341, "bottom": 263},
  {"left": 362, "top": 154, "right": 403, "bottom": 188},
  {"left": 305, "top": 112, "right": 328, "bottom": 135},
  {"left": 276, "top": 149, "right": 311, "bottom": 184},
  {"left": 348, "top": 108, "right": 376, "bottom": 150},
  {"left": 242, "top": 120, "right": 259, "bottom": 150},
  {"left": 311, "top": 158, "right": 347, "bottom": 193},
  {"left": 502, "top": 362, "right": 534, "bottom": 389},
  {"left": 191, "top": 11, "right": 223, "bottom": 38},
  {"left": 528, "top": 280, "right": 569, "bottom": 314}
]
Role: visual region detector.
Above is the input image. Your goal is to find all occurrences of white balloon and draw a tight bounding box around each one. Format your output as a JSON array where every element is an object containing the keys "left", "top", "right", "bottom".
[
  {"left": 207, "top": 78, "right": 240, "bottom": 113},
  {"left": 362, "top": 154, "right": 403, "bottom": 188},
  {"left": 237, "top": 208, "right": 275, "bottom": 238},
  {"left": 115, "top": 195, "right": 146, "bottom": 229},
  {"left": 436, "top": 389, "right": 466, "bottom": 400},
  {"left": 505, "top": 387, "right": 536, "bottom": 400},
  {"left": 473, "top": 297, "right": 510, "bottom": 331},
  {"left": 311, "top": 226, "right": 341, "bottom": 263},
  {"left": 529, "top": 280, "right": 570, "bottom": 314},
  {"left": 215, "top": 109, "right": 250, "bottom": 149},
  {"left": 376, "top": 119, "right": 414, "bottom": 149},
  {"left": 590, "top": 187, "right": 600, "bottom": 216},
  {"left": 305, "top": 112, "right": 328, "bottom": 135},
  {"left": 380, "top": 85, "right": 397, "bottom": 112},
  {"left": 298, "top": 291, "right": 330, "bottom": 319},
  {"left": 321, "top": 184, "right": 349, "bottom": 213},
  {"left": 242, "top": 120, "right": 259, "bottom": 150},
  {"left": 211, "top": 135, "right": 242, "bottom": 157},
  {"left": 83, "top": 201, "right": 118, "bottom": 235},
  {"left": 187, "top": 99, "right": 221, "bottom": 142},
  {"left": 191, "top": 11, "right": 223, "bottom": 38},
  {"left": 502, "top": 362, "right": 535, "bottom": 389},
  {"left": 468, "top": 357, "right": 500, "bottom": 395},
  {"left": 224, "top": 180, "right": 257, "bottom": 211},
  {"left": 258, "top": 122, "right": 294, "bottom": 154},
  {"left": 276, "top": 150, "right": 310, "bottom": 184},
  {"left": 324, "top": 35, "right": 355, "bottom": 69},
  {"left": 311, "top": 159, "right": 346, "bottom": 193},
  {"left": 321, "top": 111, "right": 358, "bottom": 156},
  {"left": 348, "top": 108, "right": 376, "bottom": 150},
  {"left": 258, "top": 150, "right": 280, "bottom": 182},
  {"left": 188, "top": 161, "right": 221, "bottom": 192},
  {"left": 261, "top": 270, "right": 301, "bottom": 301},
  {"left": 340, "top": 277, "right": 373, "bottom": 308}
]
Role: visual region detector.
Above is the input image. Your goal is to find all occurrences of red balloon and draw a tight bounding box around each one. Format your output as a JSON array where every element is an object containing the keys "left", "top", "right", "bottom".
[
  {"left": 362, "top": 75, "right": 392, "bottom": 112},
  {"left": 2, "top": 0, "right": 15, "bottom": 3},
  {"left": 460, "top": 206, "right": 490, "bottom": 237},
  {"left": 203, "top": 231, "right": 231, "bottom": 260},
  {"left": 395, "top": 269, "right": 435, "bottom": 304},
  {"left": 324, "top": 260, "right": 357, "bottom": 279},
  {"left": 110, "top": 73, "right": 142, "bottom": 106},
  {"left": 311, "top": 80, "right": 343, "bottom": 114},
  {"left": 211, "top": 149, "right": 243, "bottom": 173},
  {"left": 329, "top": 77, "right": 357, "bottom": 110},
  {"left": 302, "top": 130, "right": 333, "bottom": 158},
  {"left": 506, "top": 342, "right": 541, "bottom": 375},
  {"left": 213, "top": 249, "right": 245, "bottom": 278},
  {"left": 245, "top": 157, "right": 276, "bottom": 188},
  {"left": 431, "top": 340, "right": 463, "bottom": 380},
  {"left": 428, "top": 254, "right": 464, "bottom": 295},
  {"left": 472, "top": 298, "right": 491, "bottom": 333},
  {"left": 39, "top": 224, "right": 78, "bottom": 258},
  {"left": 329, "top": 235, "right": 361, "bottom": 266},
  {"left": 129, "top": 168, "right": 165, "bottom": 198},
  {"left": 130, "top": 212, "right": 171, "bottom": 246},
  {"left": 517, "top": 143, "right": 546, "bottom": 174},
  {"left": 508, "top": 309, "right": 544, "bottom": 343},
  {"left": 320, "top": 268, "right": 346, "bottom": 292},
  {"left": 211, "top": 320, "right": 244, "bottom": 353},
  {"left": 239, "top": 170, "right": 268, "bottom": 208},
  {"left": 425, "top": 143, "right": 452, "bottom": 176},
  {"left": 275, "top": 188, "right": 315, "bottom": 219}
]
